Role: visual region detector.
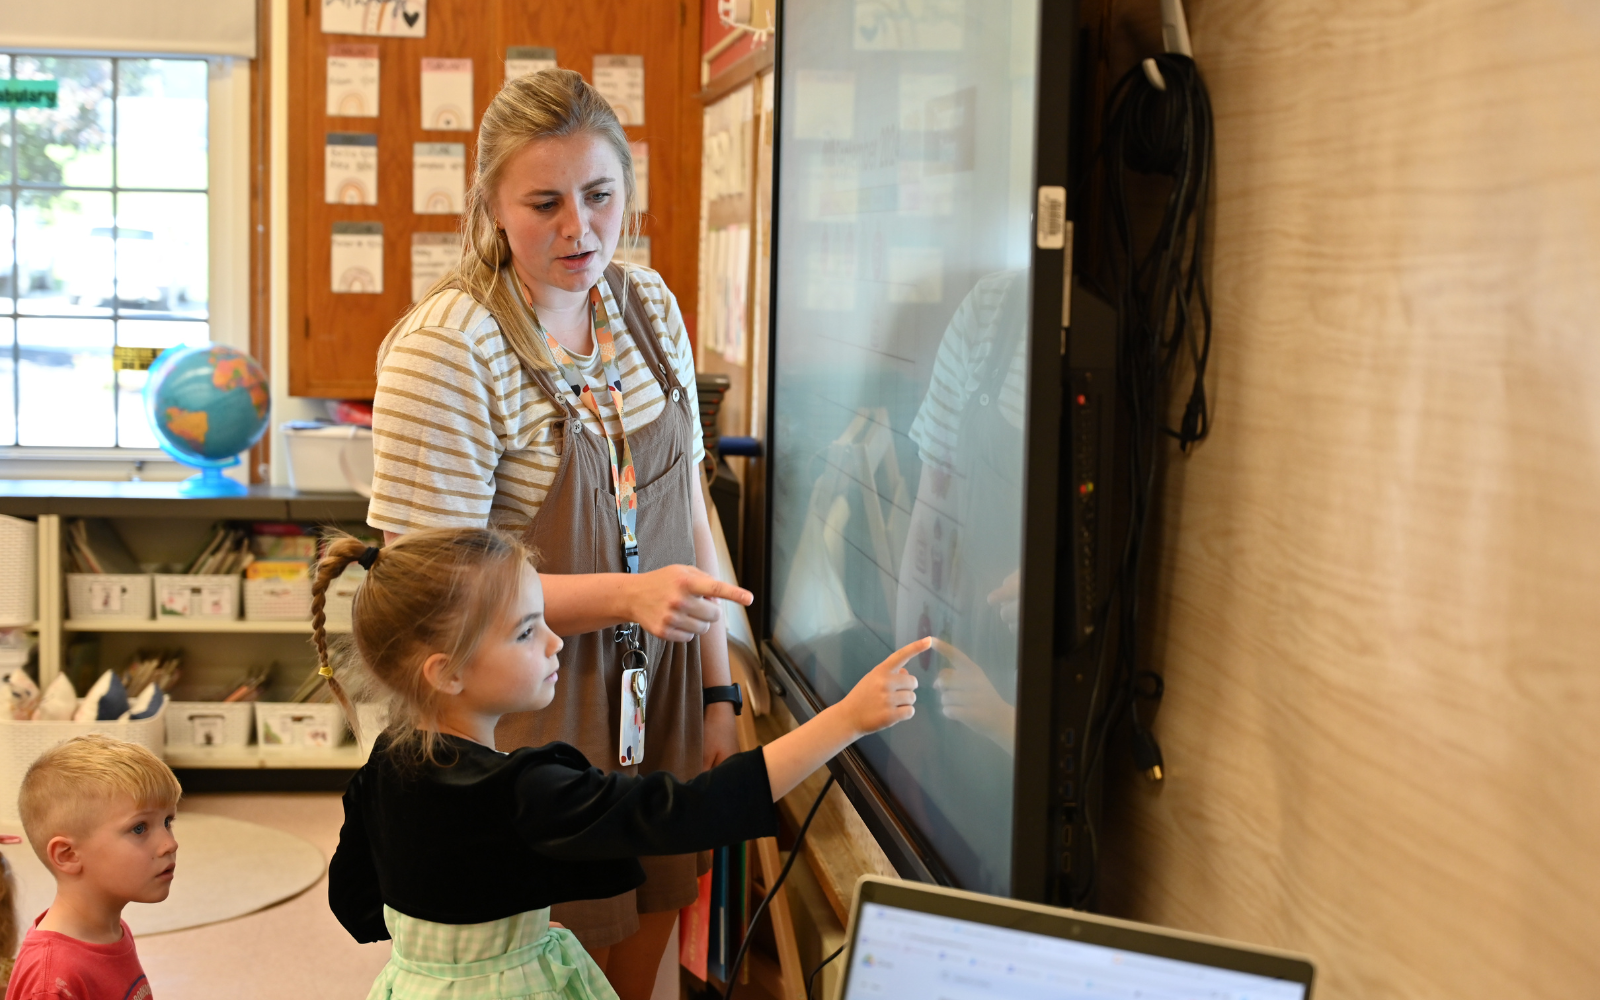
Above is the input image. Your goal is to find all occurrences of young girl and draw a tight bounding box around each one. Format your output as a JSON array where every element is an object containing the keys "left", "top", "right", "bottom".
[{"left": 316, "top": 528, "right": 925, "bottom": 1000}]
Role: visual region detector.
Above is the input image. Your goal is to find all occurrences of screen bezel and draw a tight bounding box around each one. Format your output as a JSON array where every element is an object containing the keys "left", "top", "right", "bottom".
[
  {"left": 836, "top": 876, "right": 1318, "bottom": 1000},
  {"left": 757, "top": 0, "right": 1078, "bottom": 901}
]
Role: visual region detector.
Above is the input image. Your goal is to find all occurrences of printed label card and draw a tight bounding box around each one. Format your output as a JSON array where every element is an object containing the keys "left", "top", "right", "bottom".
[
  {"left": 630, "top": 141, "right": 649, "bottom": 211},
  {"left": 411, "top": 232, "right": 461, "bottom": 302},
  {"left": 327, "top": 44, "right": 380, "bottom": 116},
  {"left": 413, "top": 142, "right": 465, "bottom": 214},
  {"left": 615, "top": 236, "right": 651, "bottom": 269},
  {"left": 325, "top": 132, "right": 378, "bottom": 204},
  {"left": 332, "top": 222, "right": 384, "bottom": 294},
  {"left": 593, "top": 54, "right": 645, "bottom": 126},
  {"left": 505, "top": 46, "right": 557, "bottom": 83},
  {"left": 322, "top": 0, "right": 426, "bottom": 37},
  {"left": 421, "top": 58, "right": 473, "bottom": 130}
]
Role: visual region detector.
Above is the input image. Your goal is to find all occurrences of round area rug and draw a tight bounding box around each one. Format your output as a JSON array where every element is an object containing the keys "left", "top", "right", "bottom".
[{"left": 1, "top": 813, "right": 326, "bottom": 935}]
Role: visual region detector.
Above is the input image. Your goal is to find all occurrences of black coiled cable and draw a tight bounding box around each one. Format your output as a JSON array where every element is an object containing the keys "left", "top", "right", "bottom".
[{"left": 1073, "top": 51, "right": 1215, "bottom": 909}]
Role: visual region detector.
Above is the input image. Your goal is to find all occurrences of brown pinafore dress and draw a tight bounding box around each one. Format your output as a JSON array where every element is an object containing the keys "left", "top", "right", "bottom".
[{"left": 494, "top": 264, "right": 708, "bottom": 951}]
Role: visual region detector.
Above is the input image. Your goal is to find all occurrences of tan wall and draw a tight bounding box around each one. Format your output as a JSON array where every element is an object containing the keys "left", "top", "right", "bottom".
[{"left": 1098, "top": 2, "right": 1600, "bottom": 998}]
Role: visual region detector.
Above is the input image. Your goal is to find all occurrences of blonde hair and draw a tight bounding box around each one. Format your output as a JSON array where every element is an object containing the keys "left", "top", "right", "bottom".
[
  {"left": 311, "top": 529, "right": 535, "bottom": 765},
  {"left": 378, "top": 68, "right": 641, "bottom": 376},
  {"left": 18, "top": 735, "right": 181, "bottom": 863}
]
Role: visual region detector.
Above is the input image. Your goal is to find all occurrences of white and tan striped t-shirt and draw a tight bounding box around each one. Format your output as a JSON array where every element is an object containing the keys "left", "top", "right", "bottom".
[
  {"left": 367, "top": 264, "right": 704, "bottom": 534},
  {"left": 908, "top": 271, "right": 1028, "bottom": 469}
]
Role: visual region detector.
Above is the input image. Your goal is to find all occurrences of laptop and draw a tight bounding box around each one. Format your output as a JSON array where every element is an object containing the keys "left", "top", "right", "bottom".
[{"left": 834, "top": 876, "right": 1315, "bottom": 1000}]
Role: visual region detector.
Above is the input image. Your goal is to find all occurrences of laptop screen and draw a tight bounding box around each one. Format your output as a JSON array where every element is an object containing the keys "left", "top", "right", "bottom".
[{"left": 842, "top": 901, "right": 1311, "bottom": 1000}]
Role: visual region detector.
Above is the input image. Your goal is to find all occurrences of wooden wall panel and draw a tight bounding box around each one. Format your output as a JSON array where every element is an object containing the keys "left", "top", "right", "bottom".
[
  {"left": 1098, "top": 2, "right": 1600, "bottom": 999},
  {"left": 1101, "top": 1, "right": 1600, "bottom": 996},
  {"left": 288, "top": 0, "right": 702, "bottom": 398}
]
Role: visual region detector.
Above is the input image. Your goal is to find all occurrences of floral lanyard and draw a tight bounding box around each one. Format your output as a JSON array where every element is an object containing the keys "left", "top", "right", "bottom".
[
  {"left": 523, "top": 280, "right": 641, "bottom": 576},
  {"left": 520, "top": 275, "right": 650, "bottom": 764}
]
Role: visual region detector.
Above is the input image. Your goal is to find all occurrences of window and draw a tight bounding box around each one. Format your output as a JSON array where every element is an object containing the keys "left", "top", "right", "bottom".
[{"left": 0, "top": 53, "right": 211, "bottom": 450}]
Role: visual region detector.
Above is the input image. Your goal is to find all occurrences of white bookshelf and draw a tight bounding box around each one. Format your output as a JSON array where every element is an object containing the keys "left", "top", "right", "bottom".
[{"left": 63, "top": 619, "right": 349, "bottom": 634}]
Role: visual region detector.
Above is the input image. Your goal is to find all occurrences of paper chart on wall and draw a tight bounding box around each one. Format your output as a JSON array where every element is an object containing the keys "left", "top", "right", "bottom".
[
  {"left": 630, "top": 141, "right": 649, "bottom": 212},
  {"left": 615, "top": 236, "right": 651, "bottom": 269},
  {"left": 411, "top": 232, "right": 460, "bottom": 302},
  {"left": 413, "top": 143, "right": 464, "bottom": 214},
  {"left": 421, "top": 58, "right": 472, "bottom": 130},
  {"left": 322, "top": 0, "right": 426, "bottom": 38},
  {"left": 332, "top": 222, "right": 384, "bottom": 294},
  {"left": 327, "top": 44, "right": 379, "bottom": 116},
  {"left": 505, "top": 46, "right": 557, "bottom": 83},
  {"left": 593, "top": 55, "right": 644, "bottom": 126},
  {"left": 325, "top": 132, "right": 378, "bottom": 204}
]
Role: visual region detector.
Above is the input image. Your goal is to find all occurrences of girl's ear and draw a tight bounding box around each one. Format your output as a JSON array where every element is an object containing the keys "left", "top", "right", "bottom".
[{"left": 421, "top": 653, "right": 464, "bottom": 696}]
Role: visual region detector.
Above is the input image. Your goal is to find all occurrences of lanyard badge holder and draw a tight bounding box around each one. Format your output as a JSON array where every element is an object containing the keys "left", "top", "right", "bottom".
[{"left": 531, "top": 279, "right": 652, "bottom": 767}]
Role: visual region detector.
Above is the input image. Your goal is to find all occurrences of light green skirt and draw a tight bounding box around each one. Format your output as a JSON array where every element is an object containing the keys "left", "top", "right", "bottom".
[{"left": 367, "top": 905, "right": 620, "bottom": 1000}]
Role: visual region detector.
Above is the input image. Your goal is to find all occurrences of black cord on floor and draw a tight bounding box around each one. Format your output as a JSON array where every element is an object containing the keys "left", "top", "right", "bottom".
[
  {"left": 806, "top": 944, "right": 845, "bottom": 1000},
  {"left": 722, "top": 773, "right": 837, "bottom": 1000}
]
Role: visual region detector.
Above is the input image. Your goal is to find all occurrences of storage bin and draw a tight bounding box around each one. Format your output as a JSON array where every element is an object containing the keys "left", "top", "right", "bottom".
[
  {"left": 165, "top": 701, "right": 253, "bottom": 748},
  {"left": 321, "top": 566, "right": 366, "bottom": 630},
  {"left": 153, "top": 574, "right": 241, "bottom": 621},
  {"left": 0, "top": 516, "right": 37, "bottom": 626},
  {"left": 354, "top": 702, "right": 390, "bottom": 754},
  {"left": 0, "top": 706, "right": 166, "bottom": 824},
  {"left": 66, "top": 573, "right": 153, "bottom": 621},
  {"left": 281, "top": 422, "right": 373, "bottom": 496},
  {"left": 255, "top": 702, "right": 345, "bottom": 749},
  {"left": 244, "top": 577, "right": 312, "bottom": 622}
]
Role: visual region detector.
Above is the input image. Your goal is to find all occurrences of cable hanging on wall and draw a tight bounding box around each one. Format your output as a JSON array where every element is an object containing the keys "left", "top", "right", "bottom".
[{"left": 1074, "top": 0, "right": 1215, "bottom": 909}]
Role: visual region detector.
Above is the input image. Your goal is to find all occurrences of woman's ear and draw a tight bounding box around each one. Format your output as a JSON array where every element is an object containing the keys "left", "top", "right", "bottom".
[{"left": 421, "top": 652, "right": 464, "bottom": 696}]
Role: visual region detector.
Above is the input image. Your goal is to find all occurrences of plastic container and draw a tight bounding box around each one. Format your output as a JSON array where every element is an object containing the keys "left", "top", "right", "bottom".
[
  {"left": 0, "top": 706, "right": 166, "bottom": 824},
  {"left": 321, "top": 566, "right": 365, "bottom": 630},
  {"left": 255, "top": 702, "right": 345, "bottom": 749},
  {"left": 66, "top": 573, "right": 153, "bottom": 621},
  {"left": 281, "top": 422, "right": 374, "bottom": 496},
  {"left": 153, "top": 574, "right": 241, "bottom": 621},
  {"left": 354, "top": 702, "right": 390, "bottom": 754},
  {"left": 165, "top": 701, "right": 254, "bottom": 748},
  {"left": 243, "top": 578, "right": 312, "bottom": 622},
  {"left": 0, "top": 516, "right": 37, "bottom": 626}
]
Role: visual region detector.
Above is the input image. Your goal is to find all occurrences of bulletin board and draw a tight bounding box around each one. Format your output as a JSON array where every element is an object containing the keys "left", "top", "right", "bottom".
[{"left": 288, "top": 0, "right": 704, "bottom": 398}]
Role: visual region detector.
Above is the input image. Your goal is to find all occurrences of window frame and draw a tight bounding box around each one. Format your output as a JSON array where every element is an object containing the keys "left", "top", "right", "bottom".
[{"left": 0, "top": 48, "right": 250, "bottom": 471}]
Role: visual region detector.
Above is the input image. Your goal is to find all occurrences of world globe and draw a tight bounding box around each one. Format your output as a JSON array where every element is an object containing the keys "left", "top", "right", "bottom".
[{"left": 143, "top": 345, "right": 270, "bottom": 496}]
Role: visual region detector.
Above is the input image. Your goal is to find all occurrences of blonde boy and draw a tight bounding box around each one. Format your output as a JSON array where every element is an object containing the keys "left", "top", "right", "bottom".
[{"left": 7, "top": 735, "right": 180, "bottom": 1000}]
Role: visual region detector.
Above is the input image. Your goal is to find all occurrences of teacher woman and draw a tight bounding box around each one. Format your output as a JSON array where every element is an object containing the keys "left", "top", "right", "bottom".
[{"left": 366, "top": 70, "right": 751, "bottom": 998}]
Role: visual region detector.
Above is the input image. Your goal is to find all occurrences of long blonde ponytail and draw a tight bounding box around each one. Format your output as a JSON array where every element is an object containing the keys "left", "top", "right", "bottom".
[{"left": 378, "top": 68, "right": 641, "bottom": 376}]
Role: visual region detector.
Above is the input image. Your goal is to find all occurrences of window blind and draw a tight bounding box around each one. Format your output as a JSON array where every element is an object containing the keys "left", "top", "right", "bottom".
[{"left": 0, "top": 0, "right": 255, "bottom": 59}]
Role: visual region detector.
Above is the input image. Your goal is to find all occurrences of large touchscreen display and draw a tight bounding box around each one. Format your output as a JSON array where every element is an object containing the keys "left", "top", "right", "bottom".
[{"left": 769, "top": 0, "right": 1039, "bottom": 892}]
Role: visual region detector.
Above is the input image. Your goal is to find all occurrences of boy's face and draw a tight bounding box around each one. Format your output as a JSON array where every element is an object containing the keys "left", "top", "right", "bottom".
[{"left": 53, "top": 796, "right": 179, "bottom": 905}]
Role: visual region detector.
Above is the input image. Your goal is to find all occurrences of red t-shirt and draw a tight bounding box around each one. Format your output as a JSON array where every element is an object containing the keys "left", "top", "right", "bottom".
[{"left": 4, "top": 912, "right": 151, "bottom": 1000}]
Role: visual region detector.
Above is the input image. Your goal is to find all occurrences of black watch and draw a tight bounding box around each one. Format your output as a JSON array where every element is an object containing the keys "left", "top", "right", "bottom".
[{"left": 702, "top": 683, "right": 743, "bottom": 716}]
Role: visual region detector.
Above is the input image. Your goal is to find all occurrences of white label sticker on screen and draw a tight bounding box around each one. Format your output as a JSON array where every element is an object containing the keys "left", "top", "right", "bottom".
[{"left": 844, "top": 904, "right": 1308, "bottom": 1000}]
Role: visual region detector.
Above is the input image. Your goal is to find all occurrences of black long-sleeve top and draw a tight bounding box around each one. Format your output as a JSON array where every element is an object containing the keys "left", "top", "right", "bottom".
[{"left": 328, "top": 734, "right": 779, "bottom": 942}]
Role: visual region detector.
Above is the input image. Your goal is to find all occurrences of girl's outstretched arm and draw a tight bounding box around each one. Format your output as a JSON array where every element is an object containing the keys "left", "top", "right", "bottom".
[{"left": 760, "top": 637, "right": 927, "bottom": 800}]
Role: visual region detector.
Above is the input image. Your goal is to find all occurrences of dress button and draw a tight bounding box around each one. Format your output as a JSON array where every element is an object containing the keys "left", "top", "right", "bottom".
[
  {"left": 671, "top": 388, "right": 681, "bottom": 402},
  {"left": 979, "top": 393, "right": 991, "bottom": 406}
]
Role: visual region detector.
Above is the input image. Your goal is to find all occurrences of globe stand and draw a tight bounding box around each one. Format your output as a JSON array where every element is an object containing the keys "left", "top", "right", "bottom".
[{"left": 176, "top": 459, "right": 249, "bottom": 498}]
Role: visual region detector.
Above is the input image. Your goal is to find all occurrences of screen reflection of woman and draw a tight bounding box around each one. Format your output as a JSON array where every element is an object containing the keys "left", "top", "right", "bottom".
[
  {"left": 366, "top": 70, "right": 750, "bottom": 1000},
  {"left": 895, "top": 270, "right": 1027, "bottom": 754}
]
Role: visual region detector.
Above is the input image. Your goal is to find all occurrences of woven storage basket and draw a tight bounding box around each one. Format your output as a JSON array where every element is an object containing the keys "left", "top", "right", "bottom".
[
  {"left": 165, "top": 701, "right": 254, "bottom": 748},
  {"left": 0, "top": 516, "right": 37, "bottom": 626},
  {"left": 243, "top": 578, "right": 312, "bottom": 622},
  {"left": 66, "top": 574, "right": 153, "bottom": 621},
  {"left": 153, "top": 575, "right": 241, "bottom": 621},
  {"left": 255, "top": 702, "right": 345, "bottom": 749},
  {"left": 0, "top": 706, "right": 167, "bottom": 824}
]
